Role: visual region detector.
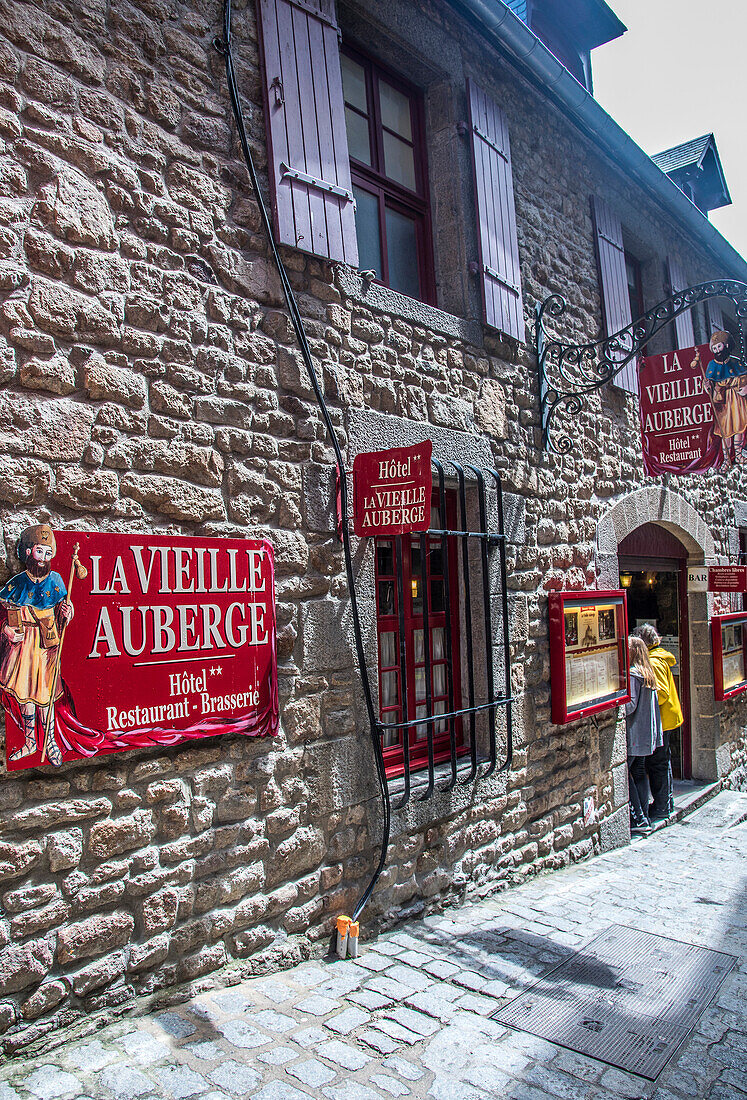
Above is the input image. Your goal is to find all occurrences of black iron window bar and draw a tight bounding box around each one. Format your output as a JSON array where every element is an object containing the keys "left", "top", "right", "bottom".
[
  {"left": 536, "top": 280, "right": 747, "bottom": 455},
  {"left": 374, "top": 461, "right": 513, "bottom": 810}
]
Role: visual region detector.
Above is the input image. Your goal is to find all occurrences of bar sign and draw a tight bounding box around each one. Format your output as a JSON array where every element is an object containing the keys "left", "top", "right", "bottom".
[{"left": 687, "top": 568, "right": 708, "bottom": 593}]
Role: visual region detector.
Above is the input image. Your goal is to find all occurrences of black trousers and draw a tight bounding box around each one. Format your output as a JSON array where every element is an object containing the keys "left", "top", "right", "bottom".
[
  {"left": 646, "top": 729, "right": 675, "bottom": 816},
  {"left": 627, "top": 755, "right": 649, "bottom": 827}
]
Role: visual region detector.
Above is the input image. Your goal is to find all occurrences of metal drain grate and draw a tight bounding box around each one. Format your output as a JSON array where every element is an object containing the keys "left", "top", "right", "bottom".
[{"left": 492, "top": 924, "right": 736, "bottom": 1079}]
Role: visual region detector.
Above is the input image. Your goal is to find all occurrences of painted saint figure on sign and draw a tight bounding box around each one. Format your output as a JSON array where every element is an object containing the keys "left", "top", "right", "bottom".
[
  {"left": 0, "top": 525, "right": 74, "bottom": 766},
  {"left": 692, "top": 331, "right": 747, "bottom": 466}
]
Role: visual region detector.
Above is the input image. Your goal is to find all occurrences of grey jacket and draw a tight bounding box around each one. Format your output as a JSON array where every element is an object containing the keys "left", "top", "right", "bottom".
[{"left": 625, "top": 671, "right": 664, "bottom": 757}]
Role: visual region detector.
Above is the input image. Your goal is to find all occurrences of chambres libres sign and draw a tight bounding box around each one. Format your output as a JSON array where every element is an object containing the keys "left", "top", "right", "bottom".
[{"left": 0, "top": 528, "right": 278, "bottom": 770}]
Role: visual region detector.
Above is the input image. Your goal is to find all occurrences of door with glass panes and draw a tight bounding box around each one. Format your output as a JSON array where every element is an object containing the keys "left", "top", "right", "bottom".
[{"left": 374, "top": 497, "right": 462, "bottom": 776}]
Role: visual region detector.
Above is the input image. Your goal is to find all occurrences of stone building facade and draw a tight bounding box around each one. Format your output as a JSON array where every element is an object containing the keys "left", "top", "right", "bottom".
[{"left": 0, "top": 0, "right": 745, "bottom": 1054}]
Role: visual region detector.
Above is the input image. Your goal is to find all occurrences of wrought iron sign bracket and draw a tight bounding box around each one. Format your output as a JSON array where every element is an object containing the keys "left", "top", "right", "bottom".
[{"left": 536, "top": 280, "right": 747, "bottom": 455}]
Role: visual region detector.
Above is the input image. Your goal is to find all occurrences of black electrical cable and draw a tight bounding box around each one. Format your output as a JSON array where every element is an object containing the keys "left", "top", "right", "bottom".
[{"left": 216, "top": 0, "right": 390, "bottom": 924}]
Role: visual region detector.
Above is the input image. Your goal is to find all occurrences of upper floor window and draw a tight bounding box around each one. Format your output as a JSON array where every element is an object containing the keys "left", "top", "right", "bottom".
[
  {"left": 341, "top": 47, "right": 435, "bottom": 303},
  {"left": 625, "top": 251, "right": 644, "bottom": 326},
  {"left": 257, "top": 0, "right": 524, "bottom": 338}
]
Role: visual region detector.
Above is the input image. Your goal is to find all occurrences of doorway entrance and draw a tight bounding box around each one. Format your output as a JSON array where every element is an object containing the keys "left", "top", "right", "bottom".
[{"left": 619, "top": 524, "right": 691, "bottom": 780}]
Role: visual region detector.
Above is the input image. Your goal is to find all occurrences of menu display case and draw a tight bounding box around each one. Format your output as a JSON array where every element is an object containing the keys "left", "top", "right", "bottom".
[
  {"left": 711, "top": 612, "right": 747, "bottom": 700},
  {"left": 549, "top": 590, "right": 630, "bottom": 724}
]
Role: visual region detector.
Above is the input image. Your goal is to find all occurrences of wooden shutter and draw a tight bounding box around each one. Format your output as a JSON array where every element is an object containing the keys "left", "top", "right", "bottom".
[
  {"left": 591, "top": 195, "right": 636, "bottom": 393},
  {"left": 468, "top": 80, "right": 524, "bottom": 342},
  {"left": 257, "top": 0, "right": 358, "bottom": 264},
  {"left": 667, "top": 256, "right": 695, "bottom": 349}
]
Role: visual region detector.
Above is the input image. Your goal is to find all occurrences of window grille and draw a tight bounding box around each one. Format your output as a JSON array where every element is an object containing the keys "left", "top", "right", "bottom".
[{"left": 363, "top": 459, "right": 513, "bottom": 809}]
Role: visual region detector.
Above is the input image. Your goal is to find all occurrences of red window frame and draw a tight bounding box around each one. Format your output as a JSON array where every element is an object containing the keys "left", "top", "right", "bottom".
[
  {"left": 342, "top": 44, "right": 436, "bottom": 305},
  {"left": 374, "top": 493, "right": 463, "bottom": 777}
]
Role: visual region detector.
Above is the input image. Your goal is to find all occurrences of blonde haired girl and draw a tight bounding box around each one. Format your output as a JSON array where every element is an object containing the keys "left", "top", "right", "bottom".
[{"left": 625, "top": 635, "right": 664, "bottom": 834}]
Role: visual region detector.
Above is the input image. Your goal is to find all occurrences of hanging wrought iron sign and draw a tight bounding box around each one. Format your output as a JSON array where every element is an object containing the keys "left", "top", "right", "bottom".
[
  {"left": 536, "top": 280, "right": 747, "bottom": 454},
  {"left": 639, "top": 343, "right": 720, "bottom": 473}
]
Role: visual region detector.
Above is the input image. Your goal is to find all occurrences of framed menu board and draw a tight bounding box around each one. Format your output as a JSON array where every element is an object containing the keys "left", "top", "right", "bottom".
[
  {"left": 549, "top": 590, "right": 630, "bottom": 724},
  {"left": 711, "top": 612, "right": 747, "bottom": 700}
]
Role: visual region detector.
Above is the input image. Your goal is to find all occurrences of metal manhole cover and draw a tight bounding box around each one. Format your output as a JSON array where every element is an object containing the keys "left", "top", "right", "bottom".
[{"left": 492, "top": 925, "right": 736, "bottom": 1079}]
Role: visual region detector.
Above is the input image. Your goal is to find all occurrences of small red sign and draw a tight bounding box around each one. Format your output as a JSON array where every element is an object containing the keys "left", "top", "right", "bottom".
[
  {"left": 708, "top": 566, "right": 747, "bottom": 593},
  {"left": 353, "top": 442, "right": 432, "bottom": 537},
  {"left": 639, "top": 344, "right": 721, "bottom": 475},
  {"left": 0, "top": 530, "right": 278, "bottom": 770}
]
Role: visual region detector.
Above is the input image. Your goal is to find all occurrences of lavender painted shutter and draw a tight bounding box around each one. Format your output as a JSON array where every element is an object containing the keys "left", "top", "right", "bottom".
[
  {"left": 468, "top": 80, "right": 524, "bottom": 342},
  {"left": 591, "top": 195, "right": 636, "bottom": 393},
  {"left": 667, "top": 256, "right": 695, "bottom": 349},
  {"left": 257, "top": 0, "right": 358, "bottom": 264}
]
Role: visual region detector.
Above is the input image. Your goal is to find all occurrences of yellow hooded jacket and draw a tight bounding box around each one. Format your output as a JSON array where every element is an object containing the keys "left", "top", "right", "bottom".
[{"left": 647, "top": 645, "right": 684, "bottom": 731}]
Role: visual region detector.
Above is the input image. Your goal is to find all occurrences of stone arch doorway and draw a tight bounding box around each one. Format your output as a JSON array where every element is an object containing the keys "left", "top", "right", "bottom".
[
  {"left": 596, "top": 488, "right": 719, "bottom": 782},
  {"left": 618, "top": 524, "right": 691, "bottom": 778}
]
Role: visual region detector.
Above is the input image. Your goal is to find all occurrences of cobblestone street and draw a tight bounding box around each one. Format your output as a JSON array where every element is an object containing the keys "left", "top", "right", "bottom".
[{"left": 1, "top": 790, "right": 744, "bottom": 1100}]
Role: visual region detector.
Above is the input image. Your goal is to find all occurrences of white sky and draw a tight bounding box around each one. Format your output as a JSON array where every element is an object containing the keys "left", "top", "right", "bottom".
[{"left": 591, "top": 0, "right": 747, "bottom": 262}]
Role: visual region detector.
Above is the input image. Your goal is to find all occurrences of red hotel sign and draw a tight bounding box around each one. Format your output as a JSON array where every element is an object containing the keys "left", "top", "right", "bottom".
[
  {"left": 1, "top": 531, "right": 278, "bottom": 770},
  {"left": 353, "top": 442, "right": 433, "bottom": 537},
  {"left": 639, "top": 344, "right": 721, "bottom": 474}
]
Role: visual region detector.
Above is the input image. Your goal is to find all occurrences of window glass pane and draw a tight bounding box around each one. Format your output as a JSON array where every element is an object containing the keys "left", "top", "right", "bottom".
[
  {"left": 342, "top": 54, "right": 368, "bottom": 113},
  {"left": 377, "top": 541, "right": 394, "bottom": 577},
  {"left": 411, "top": 542, "right": 422, "bottom": 574},
  {"left": 380, "top": 80, "right": 412, "bottom": 140},
  {"left": 625, "top": 254, "right": 640, "bottom": 320},
  {"left": 385, "top": 207, "right": 420, "bottom": 299},
  {"left": 414, "top": 665, "right": 426, "bottom": 701},
  {"left": 381, "top": 669, "right": 399, "bottom": 708},
  {"left": 382, "top": 727, "right": 399, "bottom": 748},
  {"left": 345, "top": 106, "right": 372, "bottom": 165},
  {"left": 378, "top": 579, "right": 395, "bottom": 616},
  {"left": 429, "top": 544, "right": 443, "bottom": 576},
  {"left": 383, "top": 130, "right": 416, "bottom": 190},
  {"left": 413, "top": 629, "right": 424, "bottom": 663},
  {"left": 434, "top": 699, "right": 447, "bottom": 734},
  {"left": 380, "top": 630, "right": 397, "bottom": 667},
  {"left": 353, "top": 186, "right": 382, "bottom": 278},
  {"left": 415, "top": 703, "right": 427, "bottom": 740},
  {"left": 432, "top": 627, "right": 445, "bottom": 660},
  {"left": 411, "top": 576, "right": 422, "bottom": 614},
  {"left": 431, "top": 577, "right": 444, "bottom": 612},
  {"left": 433, "top": 664, "right": 445, "bottom": 696},
  {"left": 430, "top": 504, "right": 440, "bottom": 528}
]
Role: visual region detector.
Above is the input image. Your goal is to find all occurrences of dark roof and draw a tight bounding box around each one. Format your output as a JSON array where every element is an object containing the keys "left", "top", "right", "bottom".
[
  {"left": 448, "top": 0, "right": 747, "bottom": 279},
  {"left": 503, "top": 0, "right": 626, "bottom": 51},
  {"left": 563, "top": 0, "right": 626, "bottom": 51},
  {"left": 652, "top": 133, "right": 731, "bottom": 213},
  {"left": 506, "top": 0, "right": 629, "bottom": 49},
  {"left": 652, "top": 134, "right": 713, "bottom": 174}
]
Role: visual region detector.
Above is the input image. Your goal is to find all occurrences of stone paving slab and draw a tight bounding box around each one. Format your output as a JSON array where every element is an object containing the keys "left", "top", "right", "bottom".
[{"left": 1, "top": 791, "right": 745, "bottom": 1100}]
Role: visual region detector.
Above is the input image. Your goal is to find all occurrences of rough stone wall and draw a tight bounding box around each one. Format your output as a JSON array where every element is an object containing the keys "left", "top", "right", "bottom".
[{"left": 0, "top": 0, "right": 743, "bottom": 1054}]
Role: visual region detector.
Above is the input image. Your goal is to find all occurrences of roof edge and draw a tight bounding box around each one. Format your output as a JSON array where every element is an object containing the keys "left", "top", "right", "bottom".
[
  {"left": 581, "top": 0, "right": 627, "bottom": 49},
  {"left": 447, "top": 0, "right": 747, "bottom": 280}
]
